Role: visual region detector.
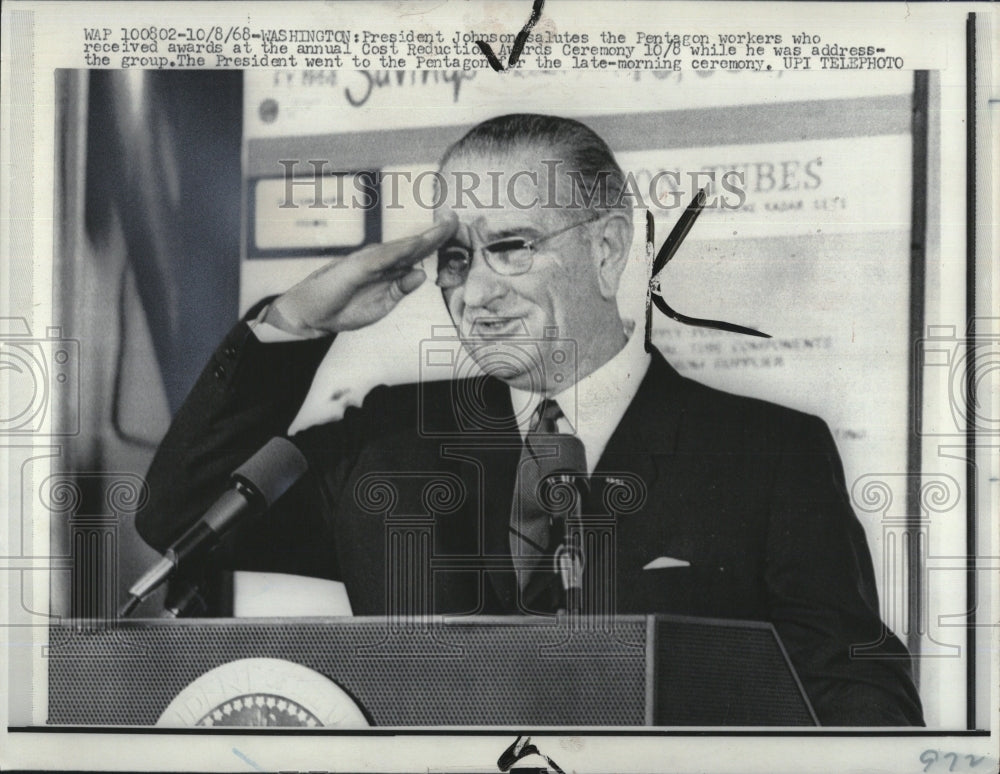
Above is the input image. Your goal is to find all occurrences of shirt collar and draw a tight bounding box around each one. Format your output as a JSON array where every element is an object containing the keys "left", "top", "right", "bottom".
[{"left": 508, "top": 320, "right": 652, "bottom": 473}]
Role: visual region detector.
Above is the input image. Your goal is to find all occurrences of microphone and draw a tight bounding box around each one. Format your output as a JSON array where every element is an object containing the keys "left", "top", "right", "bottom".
[
  {"left": 536, "top": 435, "right": 587, "bottom": 614},
  {"left": 119, "top": 437, "right": 308, "bottom": 617},
  {"left": 554, "top": 540, "right": 584, "bottom": 614}
]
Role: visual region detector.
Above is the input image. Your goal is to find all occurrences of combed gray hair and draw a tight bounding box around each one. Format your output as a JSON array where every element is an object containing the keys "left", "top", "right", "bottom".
[{"left": 439, "top": 113, "right": 628, "bottom": 212}]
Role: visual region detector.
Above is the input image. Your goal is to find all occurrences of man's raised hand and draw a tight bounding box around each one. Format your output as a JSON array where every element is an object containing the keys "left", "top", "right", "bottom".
[{"left": 265, "top": 214, "right": 459, "bottom": 337}]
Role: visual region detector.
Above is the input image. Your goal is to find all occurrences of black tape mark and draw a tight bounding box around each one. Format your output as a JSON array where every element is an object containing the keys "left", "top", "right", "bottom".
[
  {"left": 475, "top": 40, "right": 505, "bottom": 71},
  {"left": 648, "top": 190, "right": 771, "bottom": 339},
  {"left": 477, "top": 0, "right": 545, "bottom": 72},
  {"left": 644, "top": 210, "right": 655, "bottom": 353},
  {"left": 497, "top": 735, "right": 566, "bottom": 774},
  {"left": 652, "top": 187, "right": 707, "bottom": 277},
  {"left": 651, "top": 285, "right": 770, "bottom": 337}
]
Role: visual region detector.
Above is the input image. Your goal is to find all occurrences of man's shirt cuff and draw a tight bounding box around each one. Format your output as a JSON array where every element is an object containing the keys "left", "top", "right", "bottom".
[{"left": 248, "top": 304, "right": 313, "bottom": 343}]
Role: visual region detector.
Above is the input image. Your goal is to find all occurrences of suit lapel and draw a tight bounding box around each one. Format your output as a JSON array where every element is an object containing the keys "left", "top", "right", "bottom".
[
  {"left": 444, "top": 375, "right": 522, "bottom": 613},
  {"left": 591, "top": 349, "right": 686, "bottom": 489},
  {"left": 578, "top": 352, "right": 687, "bottom": 615}
]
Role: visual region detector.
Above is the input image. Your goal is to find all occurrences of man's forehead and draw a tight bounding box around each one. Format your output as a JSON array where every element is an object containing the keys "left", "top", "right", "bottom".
[
  {"left": 436, "top": 148, "right": 574, "bottom": 225},
  {"left": 441, "top": 212, "right": 548, "bottom": 242}
]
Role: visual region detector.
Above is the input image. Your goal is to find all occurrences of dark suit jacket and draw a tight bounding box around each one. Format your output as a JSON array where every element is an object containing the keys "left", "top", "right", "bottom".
[{"left": 138, "top": 316, "right": 924, "bottom": 726}]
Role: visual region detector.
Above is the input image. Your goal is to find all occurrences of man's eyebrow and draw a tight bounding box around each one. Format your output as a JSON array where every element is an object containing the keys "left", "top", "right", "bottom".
[
  {"left": 446, "top": 219, "right": 545, "bottom": 244},
  {"left": 439, "top": 229, "right": 530, "bottom": 251},
  {"left": 482, "top": 226, "right": 540, "bottom": 241}
]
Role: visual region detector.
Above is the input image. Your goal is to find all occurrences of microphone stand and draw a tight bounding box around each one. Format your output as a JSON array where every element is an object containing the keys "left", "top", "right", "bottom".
[
  {"left": 161, "top": 579, "right": 209, "bottom": 618},
  {"left": 551, "top": 472, "right": 587, "bottom": 617},
  {"left": 118, "top": 576, "right": 209, "bottom": 619}
]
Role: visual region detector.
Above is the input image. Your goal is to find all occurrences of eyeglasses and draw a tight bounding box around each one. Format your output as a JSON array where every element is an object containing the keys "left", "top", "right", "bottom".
[{"left": 435, "top": 212, "right": 600, "bottom": 289}]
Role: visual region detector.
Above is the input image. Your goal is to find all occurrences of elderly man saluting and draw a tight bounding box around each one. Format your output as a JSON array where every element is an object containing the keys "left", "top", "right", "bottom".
[{"left": 138, "top": 113, "right": 923, "bottom": 726}]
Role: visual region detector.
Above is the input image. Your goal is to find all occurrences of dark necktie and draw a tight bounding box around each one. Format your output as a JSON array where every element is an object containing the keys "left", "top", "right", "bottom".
[{"left": 509, "top": 399, "right": 586, "bottom": 607}]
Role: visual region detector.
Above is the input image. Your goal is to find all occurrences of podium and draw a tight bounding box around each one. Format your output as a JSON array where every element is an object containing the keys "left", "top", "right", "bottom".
[{"left": 47, "top": 615, "right": 818, "bottom": 727}]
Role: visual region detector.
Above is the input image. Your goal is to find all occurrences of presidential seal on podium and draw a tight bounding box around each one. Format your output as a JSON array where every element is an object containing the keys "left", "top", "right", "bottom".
[{"left": 156, "top": 658, "right": 370, "bottom": 728}]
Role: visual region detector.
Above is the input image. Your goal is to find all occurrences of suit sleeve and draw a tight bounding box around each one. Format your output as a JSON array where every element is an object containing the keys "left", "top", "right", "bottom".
[
  {"left": 764, "top": 414, "right": 924, "bottom": 726},
  {"left": 136, "top": 309, "right": 350, "bottom": 581}
]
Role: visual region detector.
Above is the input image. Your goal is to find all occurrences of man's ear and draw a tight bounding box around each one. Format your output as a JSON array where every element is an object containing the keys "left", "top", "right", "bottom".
[{"left": 593, "top": 212, "right": 634, "bottom": 300}]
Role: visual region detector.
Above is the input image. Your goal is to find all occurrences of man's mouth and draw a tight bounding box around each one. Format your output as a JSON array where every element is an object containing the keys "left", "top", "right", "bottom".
[{"left": 467, "top": 316, "right": 527, "bottom": 338}]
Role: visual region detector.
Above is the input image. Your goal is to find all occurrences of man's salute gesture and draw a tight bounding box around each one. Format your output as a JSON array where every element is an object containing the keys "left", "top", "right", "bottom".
[{"left": 263, "top": 214, "right": 458, "bottom": 337}]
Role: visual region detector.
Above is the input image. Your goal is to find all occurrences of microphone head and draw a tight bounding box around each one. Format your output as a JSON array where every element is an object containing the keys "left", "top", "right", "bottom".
[
  {"left": 231, "top": 437, "right": 309, "bottom": 507},
  {"left": 555, "top": 543, "right": 584, "bottom": 590}
]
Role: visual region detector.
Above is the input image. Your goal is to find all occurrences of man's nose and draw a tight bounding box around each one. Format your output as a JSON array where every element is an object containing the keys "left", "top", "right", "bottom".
[{"left": 461, "top": 250, "right": 507, "bottom": 308}]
